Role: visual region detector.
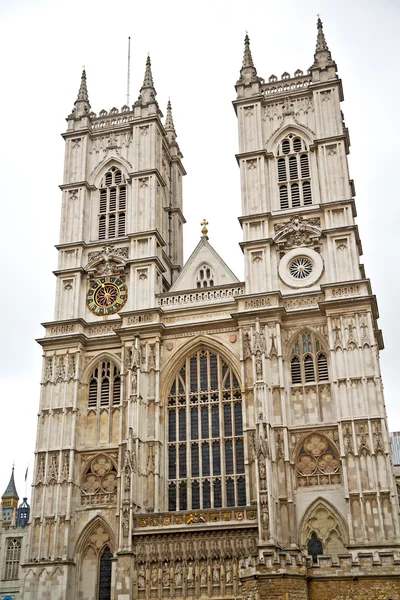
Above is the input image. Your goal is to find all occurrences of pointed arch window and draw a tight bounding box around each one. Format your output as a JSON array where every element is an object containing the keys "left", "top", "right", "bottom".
[
  {"left": 88, "top": 360, "right": 121, "bottom": 409},
  {"left": 98, "top": 546, "right": 112, "bottom": 600},
  {"left": 98, "top": 167, "right": 126, "bottom": 240},
  {"left": 167, "top": 349, "right": 245, "bottom": 511},
  {"left": 4, "top": 538, "right": 21, "bottom": 580},
  {"left": 276, "top": 135, "right": 312, "bottom": 209},
  {"left": 290, "top": 332, "right": 329, "bottom": 385}
]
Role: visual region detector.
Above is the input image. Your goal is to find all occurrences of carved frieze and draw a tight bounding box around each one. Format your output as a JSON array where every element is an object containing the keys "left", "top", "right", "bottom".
[{"left": 274, "top": 214, "right": 321, "bottom": 251}]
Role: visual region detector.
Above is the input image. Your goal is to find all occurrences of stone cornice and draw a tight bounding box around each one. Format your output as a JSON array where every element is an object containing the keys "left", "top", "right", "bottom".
[{"left": 59, "top": 181, "right": 96, "bottom": 192}]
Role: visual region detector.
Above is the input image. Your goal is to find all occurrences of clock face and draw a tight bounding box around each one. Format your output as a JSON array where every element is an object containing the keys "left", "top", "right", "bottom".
[{"left": 87, "top": 276, "right": 127, "bottom": 316}]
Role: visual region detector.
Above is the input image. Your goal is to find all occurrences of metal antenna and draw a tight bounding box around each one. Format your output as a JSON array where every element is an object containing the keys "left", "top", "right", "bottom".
[{"left": 127, "top": 37, "right": 131, "bottom": 105}]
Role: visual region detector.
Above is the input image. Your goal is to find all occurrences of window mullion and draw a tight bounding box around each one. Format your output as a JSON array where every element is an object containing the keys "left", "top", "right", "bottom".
[{"left": 219, "top": 359, "right": 227, "bottom": 507}]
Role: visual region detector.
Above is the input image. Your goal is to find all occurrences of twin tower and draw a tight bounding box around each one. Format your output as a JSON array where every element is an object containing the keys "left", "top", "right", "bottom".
[{"left": 20, "top": 20, "right": 400, "bottom": 600}]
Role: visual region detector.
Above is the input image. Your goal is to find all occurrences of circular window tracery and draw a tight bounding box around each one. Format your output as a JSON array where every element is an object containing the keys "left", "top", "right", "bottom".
[
  {"left": 296, "top": 434, "right": 340, "bottom": 487},
  {"left": 278, "top": 247, "right": 323, "bottom": 288},
  {"left": 81, "top": 454, "right": 118, "bottom": 506},
  {"left": 288, "top": 256, "right": 313, "bottom": 279}
]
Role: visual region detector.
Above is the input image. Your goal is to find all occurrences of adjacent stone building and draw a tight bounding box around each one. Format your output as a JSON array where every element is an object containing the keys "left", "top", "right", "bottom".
[
  {"left": 19, "top": 19, "right": 400, "bottom": 600},
  {"left": 0, "top": 469, "right": 30, "bottom": 599}
]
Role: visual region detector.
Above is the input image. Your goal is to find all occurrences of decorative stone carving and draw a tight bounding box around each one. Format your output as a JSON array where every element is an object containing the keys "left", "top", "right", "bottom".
[
  {"left": 54, "top": 356, "right": 66, "bottom": 382},
  {"left": 47, "top": 453, "right": 59, "bottom": 484},
  {"left": 60, "top": 452, "right": 69, "bottom": 482},
  {"left": 300, "top": 499, "right": 347, "bottom": 559},
  {"left": 357, "top": 424, "right": 370, "bottom": 455},
  {"left": 346, "top": 320, "right": 357, "bottom": 349},
  {"left": 122, "top": 508, "right": 129, "bottom": 537},
  {"left": 343, "top": 424, "right": 354, "bottom": 456},
  {"left": 81, "top": 454, "right": 118, "bottom": 505},
  {"left": 373, "top": 422, "right": 384, "bottom": 454},
  {"left": 296, "top": 433, "right": 340, "bottom": 487},
  {"left": 67, "top": 354, "right": 76, "bottom": 380},
  {"left": 86, "top": 245, "right": 128, "bottom": 279},
  {"left": 138, "top": 564, "right": 146, "bottom": 588},
  {"left": 174, "top": 562, "right": 182, "bottom": 587},
  {"left": 147, "top": 443, "right": 155, "bottom": 475},
  {"left": 243, "top": 330, "right": 251, "bottom": 360},
  {"left": 123, "top": 427, "right": 137, "bottom": 491},
  {"left": 162, "top": 562, "right": 170, "bottom": 587},
  {"left": 36, "top": 454, "right": 46, "bottom": 484},
  {"left": 274, "top": 214, "right": 321, "bottom": 250},
  {"left": 44, "top": 357, "right": 53, "bottom": 383}
]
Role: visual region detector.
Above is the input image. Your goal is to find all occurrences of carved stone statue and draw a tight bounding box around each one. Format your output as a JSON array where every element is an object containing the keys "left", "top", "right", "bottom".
[
  {"left": 174, "top": 562, "right": 182, "bottom": 587},
  {"left": 226, "top": 561, "right": 233, "bottom": 584},
  {"left": 200, "top": 563, "right": 208, "bottom": 585},
  {"left": 162, "top": 563, "right": 170, "bottom": 587},
  {"left": 187, "top": 562, "right": 194, "bottom": 584},
  {"left": 151, "top": 565, "right": 158, "bottom": 587},
  {"left": 212, "top": 561, "right": 220, "bottom": 584},
  {"left": 138, "top": 564, "right": 145, "bottom": 588}
]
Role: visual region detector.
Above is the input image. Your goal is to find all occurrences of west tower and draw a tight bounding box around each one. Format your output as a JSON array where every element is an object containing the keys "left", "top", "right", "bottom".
[{"left": 22, "top": 21, "right": 400, "bottom": 600}]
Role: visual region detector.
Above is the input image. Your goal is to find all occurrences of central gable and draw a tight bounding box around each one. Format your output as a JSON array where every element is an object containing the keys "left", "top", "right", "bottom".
[{"left": 170, "top": 237, "right": 240, "bottom": 292}]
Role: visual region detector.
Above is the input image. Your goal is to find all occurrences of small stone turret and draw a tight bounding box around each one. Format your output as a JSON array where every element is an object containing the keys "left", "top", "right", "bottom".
[{"left": 2, "top": 467, "right": 19, "bottom": 526}]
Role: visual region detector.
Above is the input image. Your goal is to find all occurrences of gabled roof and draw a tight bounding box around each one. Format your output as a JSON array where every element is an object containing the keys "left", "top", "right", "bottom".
[
  {"left": 2, "top": 467, "right": 19, "bottom": 500},
  {"left": 170, "top": 237, "right": 239, "bottom": 293}
]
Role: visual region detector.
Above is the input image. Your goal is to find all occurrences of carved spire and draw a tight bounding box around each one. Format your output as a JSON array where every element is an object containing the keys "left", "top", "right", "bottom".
[
  {"left": 311, "top": 17, "right": 336, "bottom": 72},
  {"left": 242, "top": 33, "right": 254, "bottom": 69},
  {"left": 142, "top": 55, "right": 154, "bottom": 89},
  {"left": 137, "top": 55, "right": 158, "bottom": 106},
  {"left": 72, "top": 69, "right": 91, "bottom": 118},
  {"left": 77, "top": 69, "right": 89, "bottom": 102},
  {"left": 237, "top": 33, "right": 261, "bottom": 88},
  {"left": 315, "top": 17, "right": 328, "bottom": 52},
  {"left": 164, "top": 99, "right": 177, "bottom": 142}
]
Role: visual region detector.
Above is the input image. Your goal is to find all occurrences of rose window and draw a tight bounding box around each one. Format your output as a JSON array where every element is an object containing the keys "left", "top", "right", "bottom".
[
  {"left": 296, "top": 434, "right": 340, "bottom": 487},
  {"left": 288, "top": 256, "right": 313, "bottom": 279},
  {"left": 81, "top": 454, "right": 118, "bottom": 506}
]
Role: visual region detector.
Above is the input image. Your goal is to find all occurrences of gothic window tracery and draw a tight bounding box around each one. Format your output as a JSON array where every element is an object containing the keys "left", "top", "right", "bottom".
[
  {"left": 81, "top": 455, "right": 118, "bottom": 506},
  {"left": 290, "top": 332, "right": 328, "bottom": 384},
  {"left": 195, "top": 264, "right": 215, "bottom": 288},
  {"left": 98, "top": 167, "right": 126, "bottom": 240},
  {"left": 4, "top": 538, "right": 21, "bottom": 580},
  {"left": 277, "top": 135, "right": 312, "bottom": 209},
  {"left": 88, "top": 360, "right": 121, "bottom": 409},
  {"left": 167, "top": 349, "right": 245, "bottom": 511},
  {"left": 296, "top": 434, "right": 341, "bottom": 487}
]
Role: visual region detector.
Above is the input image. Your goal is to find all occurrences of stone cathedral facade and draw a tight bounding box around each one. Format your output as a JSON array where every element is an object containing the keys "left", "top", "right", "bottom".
[{"left": 21, "top": 20, "right": 400, "bottom": 600}]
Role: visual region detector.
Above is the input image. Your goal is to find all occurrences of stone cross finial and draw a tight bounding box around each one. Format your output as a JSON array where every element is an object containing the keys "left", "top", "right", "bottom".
[{"left": 200, "top": 219, "right": 208, "bottom": 237}]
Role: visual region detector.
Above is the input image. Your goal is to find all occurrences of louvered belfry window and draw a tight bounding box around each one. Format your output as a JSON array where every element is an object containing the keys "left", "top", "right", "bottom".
[
  {"left": 290, "top": 332, "right": 329, "bottom": 385},
  {"left": 98, "top": 167, "right": 126, "bottom": 240},
  {"left": 277, "top": 135, "right": 312, "bottom": 209},
  {"left": 88, "top": 361, "right": 121, "bottom": 409},
  {"left": 167, "top": 349, "right": 246, "bottom": 511}
]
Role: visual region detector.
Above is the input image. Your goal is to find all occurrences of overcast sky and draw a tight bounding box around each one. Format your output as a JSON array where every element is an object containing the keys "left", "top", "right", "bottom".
[{"left": 0, "top": 0, "right": 399, "bottom": 501}]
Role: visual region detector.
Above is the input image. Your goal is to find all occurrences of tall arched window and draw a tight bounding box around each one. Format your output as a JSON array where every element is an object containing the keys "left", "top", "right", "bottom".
[
  {"left": 98, "top": 167, "right": 126, "bottom": 240},
  {"left": 98, "top": 546, "right": 112, "bottom": 600},
  {"left": 277, "top": 135, "right": 312, "bottom": 209},
  {"left": 4, "top": 538, "right": 21, "bottom": 580},
  {"left": 290, "top": 332, "right": 329, "bottom": 385},
  {"left": 88, "top": 360, "right": 121, "bottom": 409},
  {"left": 167, "top": 349, "right": 245, "bottom": 511}
]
